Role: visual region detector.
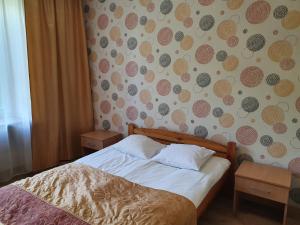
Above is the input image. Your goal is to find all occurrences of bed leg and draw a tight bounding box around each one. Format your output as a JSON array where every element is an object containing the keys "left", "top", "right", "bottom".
[{"left": 233, "top": 190, "right": 239, "bottom": 215}]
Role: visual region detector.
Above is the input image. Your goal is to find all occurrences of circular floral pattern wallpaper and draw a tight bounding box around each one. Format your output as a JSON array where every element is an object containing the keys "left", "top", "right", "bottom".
[{"left": 84, "top": 0, "right": 300, "bottom": 205}]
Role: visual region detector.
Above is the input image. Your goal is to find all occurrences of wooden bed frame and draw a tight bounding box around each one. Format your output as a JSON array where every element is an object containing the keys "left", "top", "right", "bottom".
[{"left": 128, "top": 123, "right": 237, "bottom": 219}]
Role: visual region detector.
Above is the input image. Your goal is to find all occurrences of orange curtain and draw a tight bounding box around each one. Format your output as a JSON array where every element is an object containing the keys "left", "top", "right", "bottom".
[{"left": 24, "top": 0, "right": 94, "bottom": 171}]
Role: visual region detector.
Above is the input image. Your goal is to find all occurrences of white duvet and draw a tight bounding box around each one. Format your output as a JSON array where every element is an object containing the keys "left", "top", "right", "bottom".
[{"left": 76, "top": 146, "right": 230, "bottom": 207}]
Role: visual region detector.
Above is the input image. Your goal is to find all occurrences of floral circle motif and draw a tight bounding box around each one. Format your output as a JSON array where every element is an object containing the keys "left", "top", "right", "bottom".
[
  {"left": 240, "top": 66, "right": 264, "bottom": 87},
  {"left": 173, "top": 58, "right": 188, "bottom": 75},
  {"left": 157, "top": 27, "right": 173, "bottom": 46},
  {"left": 98, "top": 14, "right": 109, "bottom": 30},
  {"left": 199, "top": 15, "right": 215, "bottom": 31},
  {"left": 125, "top": 13, "right": 138, "bottom": 30},
  {"left": 216, "top": 50, "right": 228, "bottom": 62},
  {"left": 282, "top": 10, "right": 300, "bottom": 30},
  {"left": 213, "top": 80, "right": 232, "bottom": 98},
  {"left": 223, "top": 95, "right": 234, "bottom": 106},
  {"left": 99, "top": 59, "right": 110, "bottom": 73},
  {"left": 160, "top": 0, "right": 173, "bottom": 15},
  {"left": 236, "top": 126, "right": 258, "bottom": 145},
  {"left": 128, "top": 84, "right": 138, "bottom": 96},
  {"left": 159, "top": 54, "right": 171, "bottom": 67},
  {"left": 241, "top": 97, "right": 259, "bottom": 113},
  {"left": 111, "top": 49, "right": 117, "bottom": 58},
  {"left": 101, "top": 80, "right": 110, "bottom": 91},
  {"left": 140, "top": 111, "right": 147, "bottom": 120},
  {"left": 173, "top": 84, "right": 182, "bottom": 94},
  {"left": 156, "top": 79, "right": 171, "bottom": 96},
  {"left": 127, "top": 37, "right": 137, "bottom": 50},
  {"left": 247, "top": 34, "right": 266, "bottom": 52},
  {"left": 109, "top": 3, "right": 116, "bottom": 12},
  {"left": 140, "top": 16, "right": 147, "bottom": 25},
  {"left": 219, "top": 113, "right": 234, "bottom": 128},
  {"left": 213, "top": 107, "right": 223, "bottom": 118},
  {"left": 273, "top": 122, "right": 287, "bottom": 134},
  {"left": 100, "top": 100, "right": 111, "bottom": 114},
  {"left": 246, "top": 0, "right": 271, "bottom": 24},
  {"left": 261, "top": 105, "right": 285, "bottom": 125},
  {"left": 195, "top": 44, "right": 214, "bottom": 64},
  {"left": 280, "top": 58, "right": 295, "bottom": 71},
  {"left": 268, "top": 40, "right": 293, "bottom": 62},
  {"left": 172, "top": 110, "right": 186, "bottom": 125},
  {"left": 126, "top": 106, "right": 138, "bottom": 121},
  {"left": 192, "top": 100, "right": 211, "bottom": 118},
  {"left": 273, "top": 80, "right": 294, "bottom": 97},
  {"left": 158, "top": 103, "right": 170, "bottom": 116},
  {"left": 100, "top": 36, "right": 109, "bottom": 48},
  {"left": 194, "top": 125, "right": 208, "bottom": 138},
  {"left": 266, "top": 73, "right": 280, "bottom": 86},
  {"left": 268, "top": 142, "right": 287, "bottom": 158},
  {"left": 175, "top": 31, "right": 184, "bottom": 41},
  {"left": 260, "top": 135, "right": 273, "bottom": 146},
  {"left": 196, "top": 73, "right": 211, "bottom": 87},
  {"left": 140, "top": 65, "right": 148, "bottom": 75},
  {"left": 217, "top": 20, "right": 236, "bottom": 40},
  {"left": 273, "top": 5, "right": 288, "bottom": 19},
  {"left": 102, "top": 120, "right": 111, "bottom": 130},
  {"left": 227, "top": 36, "right": 239, "bottom": 47}
]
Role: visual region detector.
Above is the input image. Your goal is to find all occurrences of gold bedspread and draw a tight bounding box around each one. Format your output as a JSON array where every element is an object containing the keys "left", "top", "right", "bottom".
[{"left": 14, "top": 163, "right": 197, "bottom": 225}]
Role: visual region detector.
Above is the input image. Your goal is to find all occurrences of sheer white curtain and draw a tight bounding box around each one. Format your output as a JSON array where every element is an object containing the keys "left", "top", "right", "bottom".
[{"left": 0, "top": 0, "right": 32, "bottom": 182}]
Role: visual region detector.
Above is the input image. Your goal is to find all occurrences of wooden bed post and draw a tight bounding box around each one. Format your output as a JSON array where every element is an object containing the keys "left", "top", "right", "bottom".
[
  {"left": 227, "top": 141, "right": 237, "bottom": 192},
  {"left": 227, "top": 142, "right": 237, "bottom": 167},
  {"left": 128, "top": 123, "right": 137, "bottom": 135}
]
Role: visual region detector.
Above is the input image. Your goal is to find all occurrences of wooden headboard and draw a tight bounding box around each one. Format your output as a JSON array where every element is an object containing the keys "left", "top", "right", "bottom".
[{"left": 128, "top": 123, "right": 237, "bottom": 178}]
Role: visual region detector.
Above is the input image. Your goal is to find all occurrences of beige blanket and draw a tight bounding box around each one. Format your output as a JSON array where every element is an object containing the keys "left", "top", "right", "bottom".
[{"left": 14, "top": 163, "right": 197, "bottom": 225}]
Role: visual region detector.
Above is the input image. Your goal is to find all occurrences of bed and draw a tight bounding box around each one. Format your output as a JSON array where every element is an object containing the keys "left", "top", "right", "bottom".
[
  {"left": 127, "top": 124, "right": 237, "bottom": 218},
  {"left": 0, "top": 124, "right": 236, "bottom": 225}
]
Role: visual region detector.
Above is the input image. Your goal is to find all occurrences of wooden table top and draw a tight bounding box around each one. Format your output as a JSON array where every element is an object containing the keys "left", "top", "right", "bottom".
[
  {"left": 235, "top": 161, "right": 292, "bottom": 188},
  {"left": 81, "top": 130, "right": 122, "bottom": 141}
]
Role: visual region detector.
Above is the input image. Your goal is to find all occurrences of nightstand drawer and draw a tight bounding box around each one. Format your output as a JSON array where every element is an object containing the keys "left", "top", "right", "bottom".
[
  {"left": 235, "top": 177, "right": 289, "bottom": 203},
  {"left": 81, "top": 137, "right": 103, "bottom": 150}
]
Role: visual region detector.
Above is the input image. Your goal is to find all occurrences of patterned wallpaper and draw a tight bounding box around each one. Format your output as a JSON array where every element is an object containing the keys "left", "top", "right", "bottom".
[{"left": 83, "top": 0, "right": 300, "bottom": 205}]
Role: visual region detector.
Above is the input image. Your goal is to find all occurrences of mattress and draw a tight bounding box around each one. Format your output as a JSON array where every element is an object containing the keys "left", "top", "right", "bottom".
[{"left": 76, "top": 146, "right": 230, "bottom": 207}]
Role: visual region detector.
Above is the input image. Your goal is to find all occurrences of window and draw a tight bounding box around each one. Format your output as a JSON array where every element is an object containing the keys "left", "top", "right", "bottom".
[
  {"left": 0, "top": 0, "right": 31, "bottom": 124},
  {"left": 0, "top": 0, "right": 32, "bottom": 182},
  {"left": 0, "top": 97, "right": 3, "bottom": 123}
]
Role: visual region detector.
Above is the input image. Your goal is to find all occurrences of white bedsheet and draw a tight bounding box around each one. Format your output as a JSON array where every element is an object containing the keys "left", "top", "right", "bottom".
[{"left": 76, "top": 146, "right": 230, "bottom": 207}]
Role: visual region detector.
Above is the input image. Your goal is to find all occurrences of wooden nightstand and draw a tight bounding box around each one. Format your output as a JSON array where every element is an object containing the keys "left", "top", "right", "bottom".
[
  {"left": 234, "top": 161, "right": 292, "bottom": 225},
  {"left": 81, "top": 130, "right": 122, "bottom": 154}
]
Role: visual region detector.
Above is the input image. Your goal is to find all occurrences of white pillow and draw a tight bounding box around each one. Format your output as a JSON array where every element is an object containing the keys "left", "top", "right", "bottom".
[
  {"left": 113, "top": 135, "right": 166, "bottom": 159},
  {"left": 152, "top": 144, "right": 215, "bottom": 171}
]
